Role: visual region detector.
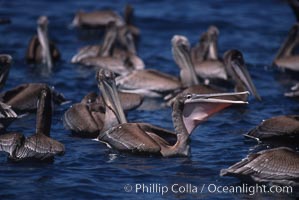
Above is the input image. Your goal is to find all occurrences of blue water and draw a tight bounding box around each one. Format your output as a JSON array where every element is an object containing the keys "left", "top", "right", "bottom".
[{"left": 0, "top": 0, "right": 298, "bottom": 199}]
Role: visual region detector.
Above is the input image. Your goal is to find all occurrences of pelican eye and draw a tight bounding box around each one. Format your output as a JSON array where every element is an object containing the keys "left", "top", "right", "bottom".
[{"left": 186, "top": 94, "right": 192, "bottom": 99}]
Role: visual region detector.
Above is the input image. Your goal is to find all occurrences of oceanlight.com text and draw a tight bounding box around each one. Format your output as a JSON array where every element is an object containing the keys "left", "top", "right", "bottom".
[{"left": 123, "top": 183, "right": 293, "bottom": 196}]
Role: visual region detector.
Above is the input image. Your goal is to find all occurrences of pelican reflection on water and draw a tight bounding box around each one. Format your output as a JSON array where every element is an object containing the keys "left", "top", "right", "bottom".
[{"left": 95, "top": 69, "right": 248, "bottom": 156}]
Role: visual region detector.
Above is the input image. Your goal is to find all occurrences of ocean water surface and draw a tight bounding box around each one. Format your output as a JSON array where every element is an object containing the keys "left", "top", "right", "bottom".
[{"left": 0, "top": 0, "right": 298, "bottom": 199}]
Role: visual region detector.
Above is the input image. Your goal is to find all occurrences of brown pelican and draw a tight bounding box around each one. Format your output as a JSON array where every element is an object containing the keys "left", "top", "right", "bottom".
[
  {"left": 26, "top": 16, "right": 60, "bottom": 69},
  {"left": 72, "top": 22, "right": 143, "bottom": 75},
  {"left": 63, "top": 77, "right": 143, "bottom": 138},
  {"left": 166, "top": 44, "right": 261, "bottom": 109},
  {"left": 0, "top": 89, "right": 65, "bottom": 162},
  {"left": 116, "top": 35, "right": 199, "bottom": 98},
  {"left": 0, "top": 54, "right": 66, "bottom": 113},
  {"left": 245, "top": 115, "right": 299, "bottom": 141},
  {"left": 223, "top": 49, "right": 261, "bottom": 101},
  {"left": 71, "top": 4, "right": 139, "bottom": 39},
  {"left": 71, "top": 10, "right": 125, "bottom": 28},
  {"left": 0, "top": 83, "right": 67, "bottom": 113},
  {"left": 96, "top": 69, "right": 248, "bottom": 156},
  {"left": 273, "top": 23, "right": 299, "bottom": 71},
  {"left": 220, "top": 147, "right": 299, "bottom": 186},
  {"left": 71, "top": 22, "right": 118, "bottom": 63},
  {"left": 192, "top": 26, "right": 227, "bottom": 82}
]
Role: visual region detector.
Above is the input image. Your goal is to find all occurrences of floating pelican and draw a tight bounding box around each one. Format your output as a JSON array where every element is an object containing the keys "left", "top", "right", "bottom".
[
  {"left": 221, "top": 147, "right": 299, "bottom": 186},
  {"left": 72, "top": 9, "right": 124, "bottom": 28},
  {"left": 166, "top": 41, "right": 261, "bottom": 112},
  {"left": 26, "top": 16, "right": 60, "bottom": 70},
  {"left": 223, "top": 49, "right": 261, "bottom": 101},
  {"left": 116, "top": 35, "right": 199, "bottom": 98},
  {"left": 71, "top": 4, "right": 139, "bottom": 39},
  {"left": 0, "top": 83, "right": 67, "bottom": 113},
  {"left": 63, "top": 73, "right": 143, "bottom": 138},
  {"left": 192, "top": 26, "right": 227, "bottom": 82},
  {"left": 0, "top": 89, "right": 65, "bottom": 162},
  {"left": 273, "top": 23, "right": 299, "bottom": 71},
  {"left": 72, "top": 22, "right": 143, "bottom": 75},
  {"left": 96, "top": 69, "right": 248, "bottom": 156},
  {"left": 0, "top": 55, "right": 66, "bottom": 113},
  {"left": 71, "top": 22, "right": 118, "bottom": 63},
  {"left": 245, "top": 115, "right": 299, "bottom": 141}
]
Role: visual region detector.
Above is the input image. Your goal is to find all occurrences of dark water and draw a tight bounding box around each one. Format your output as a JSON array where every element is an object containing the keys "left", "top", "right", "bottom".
[{"left": 0, "top": 0, "right": 298, "bottom": 199}]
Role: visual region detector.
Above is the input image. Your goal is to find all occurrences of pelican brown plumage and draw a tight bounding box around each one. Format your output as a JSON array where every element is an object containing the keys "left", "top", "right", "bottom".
[
  {"left": 95, "top": 69, "right": 248, "bottom": 157},
  {"left": 71, "top": 22, "right": 118, "bottom": 63},
  {"left": 71, "top": 9, "right": 124, "bottom": 28},
  {"left": 0, "top": 88, "right": 65, "bottom": 162},
  {"left": 165, "top": 38, "right": 261, "bottom": 112},
  {"left": 71, "top": 4, "right": 140, "bottom": 39},
  {"left": 0, "top": 54, "right": 67, "bottom": 113},
  {"left": 245, "top": 115, "right": 299, "bottom": 141},
  {"left": 0, "top": 83, "right": 67, "bottom": 113},
  {"left": 192, "top": 26, "right": 227, "bottom": 82},
  {"left": 220, "top": 147, "right": 299, "bottom": 186},
  {"left": 273, "top": 23, "right": 299, "bottom": 71},
  {"left": 223, "top": 49, "right": 261, "bottom": 101},
  {"left": 72, "top": 22, "right": 143, "bottom": 75},
  {"left": 63, "top": 74, "right": 143, "bottom": 138},
  {"left": 26, "top": 16, "right": 60, "bottom": 69},
  {"left": 116, "top": 35, "right": 199, "bottom": 98}
]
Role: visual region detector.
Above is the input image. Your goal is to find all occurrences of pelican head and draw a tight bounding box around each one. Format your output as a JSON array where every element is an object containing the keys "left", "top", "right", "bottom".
[
  {"left": 224, "top": 49, "right": 261, "bottom": 101},
  {"left": 37, "top": 16, "right": 52, "bottom": 69},
  {"left": 118, "top": 26, "right": 136, "bottom": 54},
  {"left": 0, "top": 54, "right": 12, "bottom": 89},
  {"left": 174, "top": 91, "right": 249, "bottom": 134},
  {"left": 172, "top": 35, "right": 199, "bottom": 86},
  {"left": 275, "top": 23, "right": 299, "bottom": 60},
  {"left": 96, "top": 69, "right": 127, "bottom": 124},
  {"left": 207, "top": 25, "right": 219, "bottom": 59}
]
